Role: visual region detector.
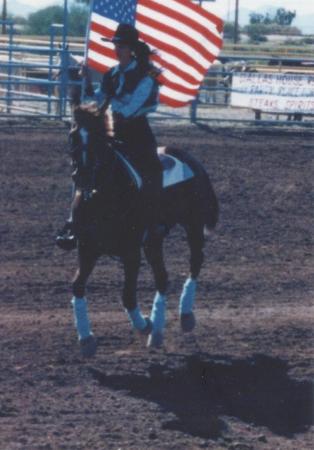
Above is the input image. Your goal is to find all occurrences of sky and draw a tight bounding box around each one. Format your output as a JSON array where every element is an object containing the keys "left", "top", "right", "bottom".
[
  {"left": 15, "top": 1, "right": 314, "bottom": 33},
  {"left": 19, "top": 0, "right": 314, "bottom": 16},
  {"left": 208, "top": 0, "right": 314, "bottom": 18},
  {"left": 208, "top": 0, "right": 314, "bottom": 33}
]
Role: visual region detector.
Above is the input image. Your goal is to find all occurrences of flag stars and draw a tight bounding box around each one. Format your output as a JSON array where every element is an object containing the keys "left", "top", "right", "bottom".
[{"left": 92, "top": 0, "right": 136, "bottom": 24}]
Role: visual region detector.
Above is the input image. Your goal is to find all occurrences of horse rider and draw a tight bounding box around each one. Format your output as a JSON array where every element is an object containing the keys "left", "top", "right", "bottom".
[{"left": 56, "top": 23, "right": 163, "bottom": 250}]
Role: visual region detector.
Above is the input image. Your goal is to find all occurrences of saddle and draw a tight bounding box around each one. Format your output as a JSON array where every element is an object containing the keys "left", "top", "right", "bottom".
[
  {"left": 115, "top": 146, "right": 194, "bottom": 191},
  {"left": 70, "top": 128, "right": 194, "bottom": 195},
  {"left": 158, "top": 147, "right": 195, "bottom": 189}
]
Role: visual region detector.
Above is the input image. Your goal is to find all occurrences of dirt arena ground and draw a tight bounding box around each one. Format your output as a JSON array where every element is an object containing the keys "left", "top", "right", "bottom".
[{"left": 0, "top": 121, "right": 313, "bottom": 449}]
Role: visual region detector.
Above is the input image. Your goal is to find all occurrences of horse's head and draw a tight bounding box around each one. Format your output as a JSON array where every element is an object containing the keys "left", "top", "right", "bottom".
[{"left": 69, "top": 103, "right": 115, "bottom": 194}]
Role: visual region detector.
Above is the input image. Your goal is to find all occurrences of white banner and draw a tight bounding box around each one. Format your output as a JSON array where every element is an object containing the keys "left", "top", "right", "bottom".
[{"left": 231, "top": 72, "right": 314, "bottom": 114}]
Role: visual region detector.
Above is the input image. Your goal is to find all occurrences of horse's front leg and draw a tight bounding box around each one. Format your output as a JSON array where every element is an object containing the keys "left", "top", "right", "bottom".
[
  {"left": 144, "top": 234, "right": 168, "bottom": 348},
  {"left": 122, "top": 249, "right": 152, "bottom": 335},
  {"left": 71, "top": 246, "right": 98, "bottom": 357}
]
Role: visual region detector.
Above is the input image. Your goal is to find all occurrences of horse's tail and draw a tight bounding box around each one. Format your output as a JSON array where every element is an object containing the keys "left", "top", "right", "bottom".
[{"left": 166, "top": 147, "right": 219, "bottom": 232}]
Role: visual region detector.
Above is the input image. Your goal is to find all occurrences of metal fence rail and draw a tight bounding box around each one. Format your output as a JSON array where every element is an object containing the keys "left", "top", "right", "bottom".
[
  {"left": 0, "top": 20, "right": 76, "bottom": 118},
  {"left": 1, "top": 21, "right": 314, "bottom": 127},
  {"left": 192, "top": 53, "right": 314, "bottom": 127}
]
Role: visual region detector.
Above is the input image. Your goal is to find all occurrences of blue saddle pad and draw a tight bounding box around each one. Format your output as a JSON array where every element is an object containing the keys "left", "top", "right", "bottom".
[
  {"left": 159, "top": 154, "right": 194, "bottom": 188},
  {"left": 116, "top": 150, "right": 194, "bottom": 190}
]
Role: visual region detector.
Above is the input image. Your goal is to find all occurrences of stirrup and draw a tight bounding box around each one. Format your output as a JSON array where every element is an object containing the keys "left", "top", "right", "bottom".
[{"left": 56, "top": 221, "right": 77, "bottom": 251}]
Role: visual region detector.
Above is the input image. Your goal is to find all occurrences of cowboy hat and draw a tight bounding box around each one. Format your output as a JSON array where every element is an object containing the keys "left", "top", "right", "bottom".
[{"left": 101, "top": 23, "right": 139, "bottom": 48}]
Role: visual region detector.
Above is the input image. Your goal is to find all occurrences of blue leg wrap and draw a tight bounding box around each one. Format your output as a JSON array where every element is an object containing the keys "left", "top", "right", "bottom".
[
  {"left": 127, "top": 306, "right": 147, "bottom": 331},
  {"left": 179, "top": 278, "right": 197, "bottom": 315},
  {"left": 150, "top": 292, "right": 167, "bottom": 332},
  {"left": 71, "top": 297, "right": 92, "bottom": 341}
]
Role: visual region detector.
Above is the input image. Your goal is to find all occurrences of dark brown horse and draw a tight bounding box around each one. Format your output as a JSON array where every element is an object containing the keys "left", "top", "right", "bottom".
[{"left": 65, "top": 103, "right": 218, "bottom": 356}]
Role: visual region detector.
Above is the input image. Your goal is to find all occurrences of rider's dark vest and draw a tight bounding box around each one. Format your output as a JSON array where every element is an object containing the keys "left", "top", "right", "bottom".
[{"left": 101, "top": 62, "right": 158, "bottom": 113}]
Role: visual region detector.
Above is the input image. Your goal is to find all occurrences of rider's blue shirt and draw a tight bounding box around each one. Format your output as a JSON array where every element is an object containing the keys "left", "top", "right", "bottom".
[{"left": 87, "top": 59, "right": 159, "bottom": 118}]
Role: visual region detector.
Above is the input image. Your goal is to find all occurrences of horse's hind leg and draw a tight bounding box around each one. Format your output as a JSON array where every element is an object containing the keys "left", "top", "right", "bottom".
[
  {"left": 179, "top": 222, "right": 205, "bottom": 332},
  {"left": 144, "top": 234, "right": 168, "bottom": 347},
  {"left": 122, "top": 249, "right": 152, "bottom": 335},
  {"left": 71, "top": 246, "right": 98, "bottom": 357}
]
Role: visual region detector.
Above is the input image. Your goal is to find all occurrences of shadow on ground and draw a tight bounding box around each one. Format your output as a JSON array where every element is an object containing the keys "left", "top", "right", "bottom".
[{"left": 89, "top": 354, "right": 313, "bottom": 440}]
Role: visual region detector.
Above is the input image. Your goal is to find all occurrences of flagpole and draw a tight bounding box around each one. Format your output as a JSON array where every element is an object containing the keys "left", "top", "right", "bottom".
[
  {"left": 60, "top": 0, "right": 69, "bottom": 116},
  {"left": 84, "top": 0, "right": 95, "bottom": 63},
  {"left": 63, "top": 0, "right": 68, "bottom": 50},
  {"left": 2, "top": 0, "right": 7, "bottom": 34},
  {"left": 80, "top": 0, "right": 95, "bottom": 102},
  {"left": 234, "top": 0, "right": 239, "bottom": 44}
]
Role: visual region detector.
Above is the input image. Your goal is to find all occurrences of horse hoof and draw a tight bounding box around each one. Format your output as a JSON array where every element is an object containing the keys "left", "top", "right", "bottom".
[
  {"left": 147, "top": 332, "right": 163, "bottom": 348},
  {"left": 180, "top": 312, "right": 196, "bottom": 332},
  {"left": 139, "top": 317, "right": 153, "bottom": 336},
  {"left": 79, "top": 335, "right": 97, "bottom": 358}
]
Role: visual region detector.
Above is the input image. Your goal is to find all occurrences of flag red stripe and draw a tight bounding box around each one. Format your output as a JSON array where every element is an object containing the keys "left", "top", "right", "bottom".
[
  {"left": 158, "top": 73, "right": 198, "bottom": 96},
  {"left": 154, "top": 0, "right": 224, "bottom": 33},
  {"left": 139, "top": 31, "right": 208, "bottom": 76},
  {"left": 138, "top": 0, "right": 223, "bottom": 45},
  {"left": 88, "top": 57, "right": 109, "bottom": 73},
  {"left": 152, "top": 54, "right": 199, "bottom": 86},
  {"left": 137, "top": 12, "right": 219, "bottom": 63},
  {"left": 90, "top": 21, "right": 115, "bottom": 40},
  {"left": 159, "top": 92, "right": 190, "bottom": 107},
  {"left": 88, "top": 40, "right": 116, "bottom": 61}
]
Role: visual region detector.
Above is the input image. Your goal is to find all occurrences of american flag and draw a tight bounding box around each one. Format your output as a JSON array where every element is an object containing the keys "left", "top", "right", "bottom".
[{"left": 86, "top": 0, "right": 224, "bottom": 107}]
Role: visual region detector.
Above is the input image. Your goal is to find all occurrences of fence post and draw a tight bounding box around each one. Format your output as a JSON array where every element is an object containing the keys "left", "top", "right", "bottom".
[
  {"left": 47, "top": 26, "right": 55, "bottom": 116},
  {"left": 56, "top": 23, "right": 70, "bottom": 120},
  {"left": 59, "top": 47, "right": 65, "bottom": 119},
  {"left": 190, "top": 94, "right": 199, "bottom": 123},
  {"left": 62, "top": 47, "right": 70, "bottom": 117},
  {"left": 6, "top": 21, "right": 14, "bottom": 114},
  {"left": 62, "top": 0, "right": 69, "bottom": 118}
]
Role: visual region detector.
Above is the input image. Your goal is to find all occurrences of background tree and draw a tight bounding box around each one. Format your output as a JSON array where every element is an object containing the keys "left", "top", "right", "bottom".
[
  {"left": 223, "top": 21, "right": 241, "bottom": 41},
  {"left": 9, "top": 15, "right": 27, "bottom": 25},
  {"left": 249, "top": 8, "right": 296, "bottom": 26},
  {"left": 245, "top": 7, "right": 299, "bottom": 43},
  {"left": 249, "top": 13, "right": 264, "bottom": 25},
  {"left": 27, "top": 6, "right": 63, "bottom": 35},
  {"left": 246, "top": 24, "right": 269, "bottom": 43},
  {"left": 274, "top": 8, "right": 296, "bottom": 26},
  {"left": 26, "top": 4, "right": 88, "bottom": 36},
  {"left": 263, "top": 13, "right": 272, "bottom": 25},
  {"left": 68, "top": 5, "right": 89, "bottom": 36}
]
